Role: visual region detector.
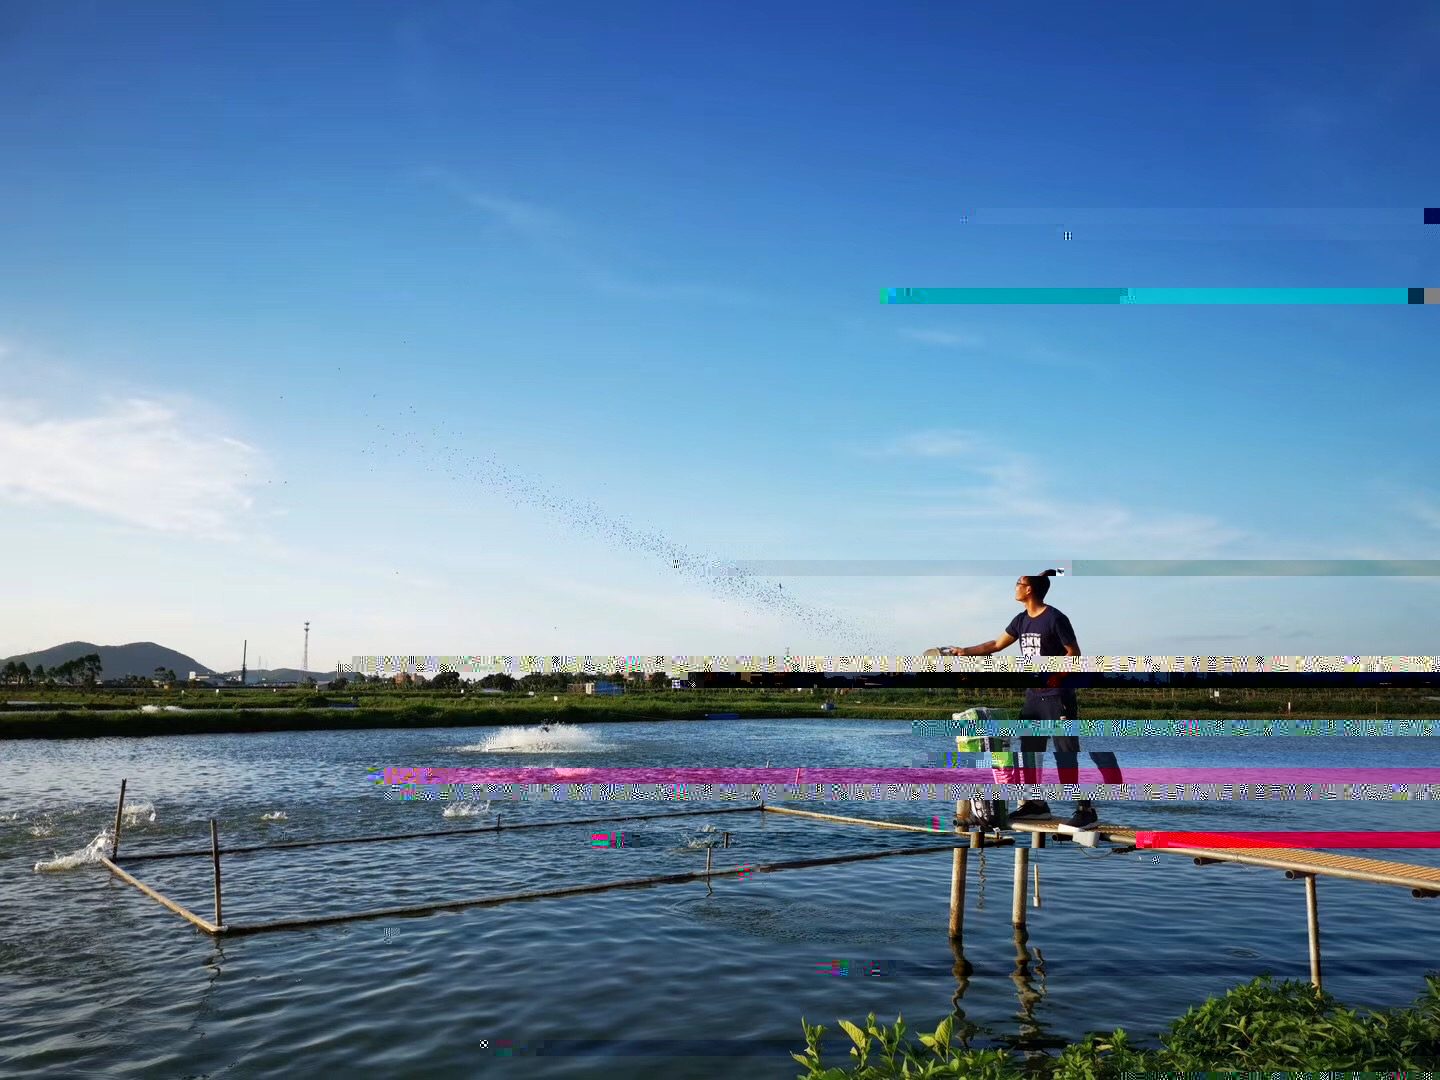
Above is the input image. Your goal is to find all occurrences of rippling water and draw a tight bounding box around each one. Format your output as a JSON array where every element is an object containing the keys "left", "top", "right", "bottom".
[{"left": 4, "top": 720, "right": 1440, "bottom": 1078}]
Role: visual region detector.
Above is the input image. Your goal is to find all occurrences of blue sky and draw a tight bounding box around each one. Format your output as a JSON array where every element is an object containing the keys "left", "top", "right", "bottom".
[{"left": 2, "top": 0, "right": 1438, "bottom": 674}]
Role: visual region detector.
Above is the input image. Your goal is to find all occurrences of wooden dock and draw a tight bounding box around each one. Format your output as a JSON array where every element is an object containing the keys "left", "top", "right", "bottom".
[
  {"left": 1008, "top": 819, "right": 1440, "bottom": 898},
  {"left": 996, "top": 817, "right": 1440, "bottom": 990}
]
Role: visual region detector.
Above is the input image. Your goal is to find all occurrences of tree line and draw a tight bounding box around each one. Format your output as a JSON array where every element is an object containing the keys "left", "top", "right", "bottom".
[
  {"left": 2, "top": 653, "right": 104, "bottom": 686},
  {"left": 1, "top": 655, "right": 183, "bottom": 688},
  {"left": 342, "top": 670, "right": 676, "bottom": 692}
]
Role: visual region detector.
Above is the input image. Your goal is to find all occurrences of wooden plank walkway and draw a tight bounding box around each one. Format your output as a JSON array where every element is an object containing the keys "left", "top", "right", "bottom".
[
  {"left": 1003, "top": 818, "right": 1440, "bottom": 990},
  {"left": 1007, "top": 819, "right": 1440, "bottom": 897}
]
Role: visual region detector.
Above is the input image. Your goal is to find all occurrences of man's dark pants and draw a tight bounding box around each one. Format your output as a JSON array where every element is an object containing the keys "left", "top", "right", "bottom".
[{"left": 1018, "top": 690, "right": 1080, "bottom": 783}]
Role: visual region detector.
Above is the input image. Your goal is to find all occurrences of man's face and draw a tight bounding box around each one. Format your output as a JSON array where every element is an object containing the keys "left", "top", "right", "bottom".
[{"left": 1015, "top": 578, "right": 1031, "bottom": 601}]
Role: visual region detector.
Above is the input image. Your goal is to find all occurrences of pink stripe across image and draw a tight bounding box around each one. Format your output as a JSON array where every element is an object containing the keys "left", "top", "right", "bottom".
[
  {"left": 1135, "top": 832, "right": 1440, "bottom": 849},
  {"left": 380, "top": 766, "right": 1440, "bottom": 785}
]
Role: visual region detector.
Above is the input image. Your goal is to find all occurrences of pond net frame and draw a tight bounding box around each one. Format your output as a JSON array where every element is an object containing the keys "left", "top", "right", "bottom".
[{"left": 99, "top": 779, "right": 974, "bottom": 938}]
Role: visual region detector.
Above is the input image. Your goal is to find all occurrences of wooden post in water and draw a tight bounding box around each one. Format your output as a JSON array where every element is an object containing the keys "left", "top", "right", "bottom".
[
  {"left": 948, "top": 847, "right": 966, "bottom": 937},
  {"left": 1012, "top": 838, "right": 1030, "bottom": 928},
  {"left": 951, "top": 734, "right": 974, "bottom": 940},
  {"left": 210, "top": 819, "right": 223, "bottom": 927},
  {"left": 949, "top": 831, "right": 976, "bottom": 938},
  {"left": 1305, "top": 873, "right": 1322, "bottom": 989},
  {"left": 111, "top": 779, "right": 127, "bottom": 860},
  {"left": 705, "top": 845, "right": 713, "bottom": 877}
]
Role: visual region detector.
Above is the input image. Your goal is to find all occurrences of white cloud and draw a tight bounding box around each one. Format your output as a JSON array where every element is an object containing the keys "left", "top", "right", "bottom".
[{"left": 0, "top": 394, "right": 265, "bottom": 538}]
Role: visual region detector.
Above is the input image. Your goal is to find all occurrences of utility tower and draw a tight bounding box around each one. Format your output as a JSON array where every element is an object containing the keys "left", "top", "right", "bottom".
[
  {"left": 303, "top": 622, "right": 310, "bottom": 681},
  {"left": 241, "top": 640, "right": 247, "bottom": 686}
]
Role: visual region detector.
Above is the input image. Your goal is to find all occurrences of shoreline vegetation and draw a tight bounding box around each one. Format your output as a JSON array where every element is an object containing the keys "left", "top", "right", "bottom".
[
  {"left": 793, "top": 974, "right": 1440, "bottom": 1076},
  {"left": 2, "top": 687, "right": 1438, "bottom": 739}
]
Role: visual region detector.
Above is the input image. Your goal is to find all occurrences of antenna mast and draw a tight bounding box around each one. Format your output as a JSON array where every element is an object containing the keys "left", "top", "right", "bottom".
[
  {"left": 303, "top": 622, "right": 310, "bottom": 682},
  {"left": 241, "top": 639, "right": 247, "bottom": 686}
]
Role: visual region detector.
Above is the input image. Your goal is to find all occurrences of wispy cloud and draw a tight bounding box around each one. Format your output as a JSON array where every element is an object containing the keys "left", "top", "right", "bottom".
[
  {"left": 1405, "top": 497, "right": 1440, "bottom": 533},
  {"left": 1336, "top": 484, "right": 1440, "bottom": 587},
  {"left": 452, "top": 187, "right": 574, "bottom": 243},
  {"left": 899, "top": 328, "right": 986, "bottom": 349},
  {"left": 898, "top": 325, "right": 1105, "bottom": 372},
  {"left": 866, "top": 433, "right": 1249, "bottom": 556},
  {"left": 1261, "top": 10, "right": 1439, "bottom": 142},
  {"left": 903, "top": 478, "right": 1249, "bottom": 555},
  {"left": 0, "top": 392, "right": 264, "bottom": 538},
  {"left": 864, "top": 430, "right": 984, "bottom": 458},
  {"left": 415, "top": 167, "right": 760, "bottom": 306},
  {"left": 393, "top": 2, "right": 518, "bottom": 114}
]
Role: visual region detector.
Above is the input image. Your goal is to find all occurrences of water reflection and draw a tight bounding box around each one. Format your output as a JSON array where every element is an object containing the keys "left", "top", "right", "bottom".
[{"left": 191, "top": 943, "right": 228, "bottom": 1033}]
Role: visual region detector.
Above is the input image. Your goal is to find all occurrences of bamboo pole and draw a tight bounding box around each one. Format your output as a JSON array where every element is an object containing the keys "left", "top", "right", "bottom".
[
  {"left": 1304, "top": 873, "right": 1322, "bottom": 990},
  {"left": 948, "top": 831, "right": 976, "bottom": 938},
  {"left": 120, "top": 804, "right": 763, "bottom": 863},
  {"left": 1012, "top": 841, "right": 1030, "bottom": 927},
  {"left": 1189, "top": 849, "right": 1440, "bottom": 894},
  {"left": 220, "top": 842, "right": 962, "bottom": 937},
  {"left": 954, "top": 735, "right": 966, "bottom": 857},
  {"left": 705, "top": 846, "right": 712, "bottom": 876},
  {"left": 949, "top": 848, "right": 965, "bottom": 937},
  {"left": 210, "top": 819, "right": 223, "bottom": 928},
  {"left": 760, "top": 804, "right": 958, "bottom": 834},
  {"left": 111, "top": 779, "right": 127, "bottom": 860},
  {"left": 101, "top": 856, "right": 220, "bottom": 935}
]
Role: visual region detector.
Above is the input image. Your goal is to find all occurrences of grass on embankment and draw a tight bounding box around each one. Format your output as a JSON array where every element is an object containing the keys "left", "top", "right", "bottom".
[{"left": 2, "top": 687, "right": 1437, "bottom": 739}]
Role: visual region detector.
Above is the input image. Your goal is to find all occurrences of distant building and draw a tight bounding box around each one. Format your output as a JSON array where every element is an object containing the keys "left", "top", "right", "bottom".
[{"left": 587, "top": 681, "right": 624, "bottom": 696}]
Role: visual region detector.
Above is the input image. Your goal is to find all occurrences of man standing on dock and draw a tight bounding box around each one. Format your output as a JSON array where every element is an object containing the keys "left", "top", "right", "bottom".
[{"left": 929, "top": 570, "right": 1099, "bottom": 830}]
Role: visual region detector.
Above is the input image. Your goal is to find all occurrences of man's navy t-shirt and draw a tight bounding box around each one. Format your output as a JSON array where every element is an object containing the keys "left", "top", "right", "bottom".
[
  {"left": 1006, "top": 606, "right": 1079, "bottom": 715},
  {"left": 1005, "top": 606, "right": 1078, "bottom": 660}
]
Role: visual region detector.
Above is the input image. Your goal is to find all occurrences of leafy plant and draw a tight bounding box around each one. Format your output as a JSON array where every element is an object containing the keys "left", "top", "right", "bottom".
[{"left": 794, "top": 974, "right": 1440, "bottom": 1078}]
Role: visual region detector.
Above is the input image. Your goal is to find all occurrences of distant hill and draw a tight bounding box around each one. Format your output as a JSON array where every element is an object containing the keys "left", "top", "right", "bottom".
[
  {"left": 218, "top": 667, "right": 342, "bottom": 684},
  {"left": 0, "top": 641, "right": 215, "bottom": 681}
]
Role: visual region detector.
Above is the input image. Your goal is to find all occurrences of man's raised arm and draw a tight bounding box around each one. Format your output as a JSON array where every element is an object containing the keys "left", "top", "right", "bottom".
[{"left": 929, "top": 631, "right": 1017, "bottom": 657}]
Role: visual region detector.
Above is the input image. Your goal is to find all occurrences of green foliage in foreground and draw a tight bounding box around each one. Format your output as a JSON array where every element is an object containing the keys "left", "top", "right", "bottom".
[{"left": 792, "top": 974, "right": 1440, "bottom": 1077}]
